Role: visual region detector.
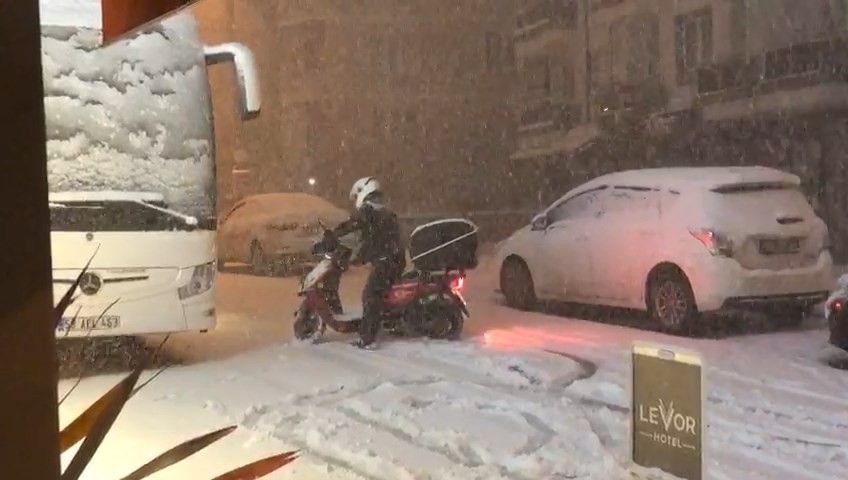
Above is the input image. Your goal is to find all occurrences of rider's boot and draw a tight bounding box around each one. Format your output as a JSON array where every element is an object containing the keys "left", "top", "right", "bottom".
[{"left": 350, "top": 337, "right": 377, "bottom": 350}]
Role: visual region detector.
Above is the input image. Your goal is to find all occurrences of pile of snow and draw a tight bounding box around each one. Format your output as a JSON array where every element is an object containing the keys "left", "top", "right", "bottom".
[{"left": 40, "top": 11, "right": 215, "bottom": 218}]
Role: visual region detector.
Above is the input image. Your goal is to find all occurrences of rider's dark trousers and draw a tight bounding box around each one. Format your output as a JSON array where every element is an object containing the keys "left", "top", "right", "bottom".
[{"left": 360, "top": 255, "right": 405, "bottom": 345}]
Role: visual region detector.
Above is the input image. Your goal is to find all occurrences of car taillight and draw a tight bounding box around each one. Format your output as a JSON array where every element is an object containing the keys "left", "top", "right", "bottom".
[
  {"left": 689, "top": 228, "right": 733, "bottom": 257},
  {"left": 450, "top": 275, "right": 465, "bottom": 292},
  {"left": 178, "top": 262, "right": 216, "bottom": 300}
]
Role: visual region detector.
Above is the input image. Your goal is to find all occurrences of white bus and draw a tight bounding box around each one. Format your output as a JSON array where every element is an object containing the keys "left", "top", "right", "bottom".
[
  {"left": 41, "top": 5, "right": 260, "bottom": 337},
  {"left": 52, "top": 191, "right": 218, "bottom": 336}
]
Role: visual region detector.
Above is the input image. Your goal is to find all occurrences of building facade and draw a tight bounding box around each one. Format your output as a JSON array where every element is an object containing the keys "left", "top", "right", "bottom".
[
  {"left": 513, "top": 0, "right": 848, "bottom": 261},
  {"left": 196, "top": 0, "right": 519, "bottom": 216}
]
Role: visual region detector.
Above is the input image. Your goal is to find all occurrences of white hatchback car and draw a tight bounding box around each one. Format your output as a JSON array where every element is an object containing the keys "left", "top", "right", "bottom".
[{"left": 495, "top": 166, "right": 833, "bottom": 332}]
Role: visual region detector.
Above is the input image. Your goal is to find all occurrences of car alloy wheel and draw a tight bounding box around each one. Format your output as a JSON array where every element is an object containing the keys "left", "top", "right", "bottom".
[
  {"left": 654, "top": 281, "right": 689, "bottom": 328},
  {"left": 648, "top": 267, "right": 697, "bottom": 334}
]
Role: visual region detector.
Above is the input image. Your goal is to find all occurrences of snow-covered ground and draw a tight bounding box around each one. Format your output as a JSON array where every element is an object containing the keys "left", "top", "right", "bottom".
[{"left": 58, "top": 260, "right": 848, "bottom": 479}]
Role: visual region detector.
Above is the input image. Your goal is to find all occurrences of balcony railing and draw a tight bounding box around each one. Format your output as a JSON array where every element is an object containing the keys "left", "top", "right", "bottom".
[
  {"left": 590, "top": 0, "right": 625, "bottom": 12},
  {"left": 518, "top": 97, "right": 580, "bottom": 132},
  {"left": 696, "top": 37, "right": 848, "bottom": 103},
  {"left": 514, "top": 0, "right": 578, "bottom": 43},
  {"left": 592, "top": 80, "right": 667, "bottom": 115}
]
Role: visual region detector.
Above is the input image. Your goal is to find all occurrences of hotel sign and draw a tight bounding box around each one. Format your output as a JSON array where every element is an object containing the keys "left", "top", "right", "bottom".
[{"left": 631, "top": 343, "right": 704, "bottom": 480}]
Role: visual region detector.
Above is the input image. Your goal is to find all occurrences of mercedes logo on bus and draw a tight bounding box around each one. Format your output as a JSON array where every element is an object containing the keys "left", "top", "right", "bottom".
[{"left": 79, "top": 272, "right": 103, "bottom": 296}]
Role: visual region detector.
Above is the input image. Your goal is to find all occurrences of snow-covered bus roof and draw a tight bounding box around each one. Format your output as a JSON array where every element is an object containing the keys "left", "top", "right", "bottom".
[
  {"left": 578, "top": 166, "right": 801, "bottom": 193},
  {"left": 39, "top": 0, "right": 102, "bottom": 30},
  {"left": 49, "top": 191, "right": 166, "bottom": 204}
]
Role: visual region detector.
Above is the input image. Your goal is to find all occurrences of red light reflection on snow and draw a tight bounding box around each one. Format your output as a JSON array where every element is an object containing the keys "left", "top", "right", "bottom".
[{"left": 482, "top": 327, "right": 597, "bottom": 352}]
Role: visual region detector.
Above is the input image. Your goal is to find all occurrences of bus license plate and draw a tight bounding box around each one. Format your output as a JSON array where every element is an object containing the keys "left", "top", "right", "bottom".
[{"left": 57, "top": 315, "right": 121, "bottom": 332}]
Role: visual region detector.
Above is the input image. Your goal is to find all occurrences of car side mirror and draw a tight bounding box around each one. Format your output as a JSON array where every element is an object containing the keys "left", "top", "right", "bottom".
[{"left": 531, "top": 215, "right": 548, "bottom": 231}]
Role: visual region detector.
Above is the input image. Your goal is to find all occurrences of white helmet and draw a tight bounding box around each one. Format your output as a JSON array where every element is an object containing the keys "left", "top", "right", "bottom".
[{"left": 349, "top": 176, "right": 381, "bottom": 209}]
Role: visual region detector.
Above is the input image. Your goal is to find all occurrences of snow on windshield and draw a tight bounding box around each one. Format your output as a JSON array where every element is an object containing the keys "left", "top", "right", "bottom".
[{"left": 40, "top": 11, "right": 214, "bottom": 219}]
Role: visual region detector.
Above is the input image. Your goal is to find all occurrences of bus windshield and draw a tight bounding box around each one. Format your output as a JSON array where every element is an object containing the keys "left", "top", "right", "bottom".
[{"left": 50, "top": 200, "right": 202, "bottom": 232}]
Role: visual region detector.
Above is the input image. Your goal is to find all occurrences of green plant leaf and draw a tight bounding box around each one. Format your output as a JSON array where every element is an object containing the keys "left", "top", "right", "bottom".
[
  {"left": 59, "top": 363, "right": 132, "bottom": 453},
  {"left": 126, "top": 334, "right": 172, "bottom": 401},
  {"left": 61, "top": 365, "right": 144, "bottom": 480},
  {"left": 208, "top": 450, "right": 300, "bottom": 480},
  {"left": 59, "top": 380, "right": 118, "bottom": 453},
  {"left": 54, "top": 247, "right": 99, "bottom": 327},
  {"left": 120, "top": 426, "right": 238, "bottom": 480},
  {"left": 58, "top": 298, "right": 122, "bottom": 406}
]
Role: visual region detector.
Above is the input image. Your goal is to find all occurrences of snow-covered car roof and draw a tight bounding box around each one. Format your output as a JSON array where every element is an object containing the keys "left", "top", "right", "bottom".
[
  {"left": 228, "top": 192, "right": 349, "bottom": 224},
  {"left": 49, "top": 191, "right": 166, "bottom": 204},
  {"left": 579, "top": 166, "right": 801, "bottom": 193}
]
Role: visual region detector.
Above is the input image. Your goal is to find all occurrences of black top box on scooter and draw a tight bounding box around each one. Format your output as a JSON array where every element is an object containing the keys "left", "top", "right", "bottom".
[{"left": 409, "top": 218, "right": 479, "bottom": 272}]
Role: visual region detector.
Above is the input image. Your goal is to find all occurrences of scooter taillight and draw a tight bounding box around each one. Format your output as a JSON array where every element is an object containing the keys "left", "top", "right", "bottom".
[
  {"left": 833, "top": 300, "right": 844, "bottom": 312},
  {"left": 450, "top": 275, "right": 465, "bottom": 292}
]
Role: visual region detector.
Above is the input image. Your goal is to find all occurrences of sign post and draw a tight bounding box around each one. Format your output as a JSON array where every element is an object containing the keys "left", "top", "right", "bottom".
[{"left": 631, "top": 342, "right": 705, "bottom": 480}]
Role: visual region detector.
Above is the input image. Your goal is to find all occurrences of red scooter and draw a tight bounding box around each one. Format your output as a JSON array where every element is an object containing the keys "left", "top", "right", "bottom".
[{"left": 293, "top": 223, "right": 474, "bottom": 343}]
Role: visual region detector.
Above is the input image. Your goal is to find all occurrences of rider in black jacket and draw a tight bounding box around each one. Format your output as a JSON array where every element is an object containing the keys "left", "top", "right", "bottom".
[{"left": 333, "top": 177, "right": 406, "bottom": 349}]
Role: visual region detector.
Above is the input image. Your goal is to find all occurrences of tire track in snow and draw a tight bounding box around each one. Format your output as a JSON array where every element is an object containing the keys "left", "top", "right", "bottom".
[
  {"left": 709, "top": 367, "right": 848, "bottom": 413},
  {"left": 303, "top": 343, "right": 577, "bottom": 478},
  {"left": 490, "top": 330, "right": 848, "bottom": 478},
  {"left": 241, "top": 377, "right": 537, "bottom": 480},
  {"left": 234, "top": 342, "right": 614, "bottom": 480}
]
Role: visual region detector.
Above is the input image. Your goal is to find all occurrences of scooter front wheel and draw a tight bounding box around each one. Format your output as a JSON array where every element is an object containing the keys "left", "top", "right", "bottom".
[{"left": 294, "top": 303, "right": 326, "bottom": 343}]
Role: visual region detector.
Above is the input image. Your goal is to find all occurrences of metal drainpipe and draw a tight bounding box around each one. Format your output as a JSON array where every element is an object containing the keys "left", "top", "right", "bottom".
[
  {"left": 204, "top": 43, "right": 263, "bottom": 120},
  {"left": 583, "top": 0, "right": 592, "bottom": 123}
]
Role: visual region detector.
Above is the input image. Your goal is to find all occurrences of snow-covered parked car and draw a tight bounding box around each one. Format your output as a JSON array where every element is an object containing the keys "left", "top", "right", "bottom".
[
  {"left": 826, "top": 274, "right": 848, "bottom": 351},
  {"left": 495, "top": 166, "right": 834, "bottom": 333},
  {"left": 51, "top": 191, "right": 217, "bottom": 337},
  {"left": 217, "top": 193, "right": 352, "bottom": 275}
]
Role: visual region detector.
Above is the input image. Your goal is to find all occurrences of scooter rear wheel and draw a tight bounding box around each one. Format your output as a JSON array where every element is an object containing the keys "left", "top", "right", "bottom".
[
  {"left": 426, "top": 298, "right": 463, "bottom": 341},
  {"left": 294, "top": 303, "right": 325, "bottom": 343}
]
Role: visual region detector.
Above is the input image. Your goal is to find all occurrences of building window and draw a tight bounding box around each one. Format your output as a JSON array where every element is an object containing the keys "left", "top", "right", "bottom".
[
  {"left": 674, "top": 8, "right": 713, "bottom": 85},
  {"left": 526, "top": 57, "right": 551, "bottom": 94},
  {"left": 301, "top": 20, "right": 326, "bottom": 72},
  {"left": 730, "top": 0, "right": 748, "bottom": 58},
  {"left": 485, "top": 33, "right": 515, "bottom": 71},
  {"left": 305, "top": 124, "right": 318, "bottom": 159},
  {"left": 624, "top": 11, "right": 660, "bottom": 82},
  {"left": 591, "top": 0, "right": 625, "bottom": 11},
  {"left": 560, "top": 65, "right": 575, "bottom": 99},
  {"left": 485, "top": 32, "right": 503, "bottom": 70},
  {"left": 505, "top": 38, "right": 516, "bottom": 67},
  {"left": 557, "top": 0, "right": 579, "bottom": 28},
  {"left": 374, "top": 35, "right": 407, "bottom": 75}
]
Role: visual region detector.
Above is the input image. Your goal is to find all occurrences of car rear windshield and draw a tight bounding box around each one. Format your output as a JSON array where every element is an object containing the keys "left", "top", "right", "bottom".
[
  {"left": 707, "top": 182, "right": 813, "bottom": 216},
  {"left": 50, "top": 201, "right": 203, "bottom": 232},
  {"left": 710, "top": 181, "right": 798, "bottom": 194}
]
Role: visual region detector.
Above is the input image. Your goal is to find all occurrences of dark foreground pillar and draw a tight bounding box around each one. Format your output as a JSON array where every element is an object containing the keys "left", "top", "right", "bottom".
[{"left": 0, "top": 1, "right": 61, "bottom": 479}]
